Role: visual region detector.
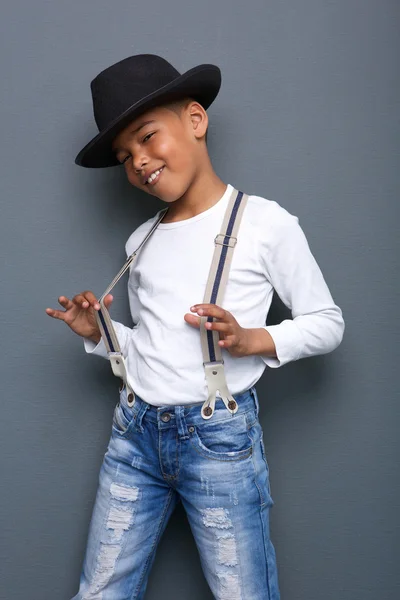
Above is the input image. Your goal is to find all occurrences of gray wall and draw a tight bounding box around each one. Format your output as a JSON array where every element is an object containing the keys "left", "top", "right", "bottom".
[{"left": 1, "top": 1, "right": 398, "bottom": 599}]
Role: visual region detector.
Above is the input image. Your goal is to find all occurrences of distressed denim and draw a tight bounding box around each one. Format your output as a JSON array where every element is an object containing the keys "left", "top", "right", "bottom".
[{"left": 71, "top": 386, "right": 280, "bottom": 600}]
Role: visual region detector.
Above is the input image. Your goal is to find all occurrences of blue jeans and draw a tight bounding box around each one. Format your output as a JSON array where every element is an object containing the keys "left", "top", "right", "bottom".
[{"left": 71, "top": 385, "right": 280, "bottom": 599}]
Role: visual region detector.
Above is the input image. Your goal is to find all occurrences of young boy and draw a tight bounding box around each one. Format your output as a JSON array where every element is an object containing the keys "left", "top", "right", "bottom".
[{"left": 46, "top": 54, "right": 344, "bottom": 600}]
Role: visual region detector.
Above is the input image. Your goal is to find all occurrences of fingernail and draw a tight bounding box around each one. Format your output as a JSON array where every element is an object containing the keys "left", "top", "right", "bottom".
[
  {"left": 95, "top": 303, "right": 100, "bottom": 309},
  {"left": 198, "top": 308, "right": 204, "bottom": 315}
]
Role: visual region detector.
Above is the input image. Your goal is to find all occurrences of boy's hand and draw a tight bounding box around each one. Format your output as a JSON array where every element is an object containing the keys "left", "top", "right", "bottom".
[
  {"left": 184, "top": 303, "right": 252, "bottom": 358},
  {"left": 45, "top": 292, "right": 113, "bottom": 343}
]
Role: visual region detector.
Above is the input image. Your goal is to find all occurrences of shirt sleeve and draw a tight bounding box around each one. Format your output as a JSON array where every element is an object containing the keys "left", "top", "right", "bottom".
[
  {"left": 260, "top": 203, "right": 345, "bottom": 368},
  {"left": 82, "top": 319, "right": 134, "bottom": 359}
]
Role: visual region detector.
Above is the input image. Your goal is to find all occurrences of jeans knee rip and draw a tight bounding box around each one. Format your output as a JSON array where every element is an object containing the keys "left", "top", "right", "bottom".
[
  {"left": 201, "top": 508, "right": 243, "bottom": 600},
  {"left": 82, "top": 482, "right": 140, "bottom": 599},
  {"left": 217, "top": 572, "right": 242, "bottom": 600}
]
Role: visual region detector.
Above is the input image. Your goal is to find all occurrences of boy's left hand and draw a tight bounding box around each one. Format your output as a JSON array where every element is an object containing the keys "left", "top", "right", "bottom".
[{"left": 184, "top": 303, "right": 251, "bottom": 358}]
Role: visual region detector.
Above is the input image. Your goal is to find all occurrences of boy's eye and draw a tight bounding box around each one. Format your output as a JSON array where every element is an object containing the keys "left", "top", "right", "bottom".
[
  {"left": 143, "top": 132, "right": 155, "bottom": 143},
  {"left": 120, "top": 132, "right": 155, "bottom": 164}
]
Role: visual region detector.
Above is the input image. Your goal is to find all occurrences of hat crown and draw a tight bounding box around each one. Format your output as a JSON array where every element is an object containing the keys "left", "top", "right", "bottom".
[
  {"left": 91, "top": 54, "right": 181, "bottom": 130},
  {"left": 75, "top": 54, "right": 221, "bottom": 167}
]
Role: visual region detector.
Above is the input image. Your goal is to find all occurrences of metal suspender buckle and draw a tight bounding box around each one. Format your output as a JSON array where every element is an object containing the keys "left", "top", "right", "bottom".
[
  {"left": 214, "top": 234, "right": 237, "bottom": 248},
  {"left": 202, "top": 359, "right": 224, "bottom": 369}
]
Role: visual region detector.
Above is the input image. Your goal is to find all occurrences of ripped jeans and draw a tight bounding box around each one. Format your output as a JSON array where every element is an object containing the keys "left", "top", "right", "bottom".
[{"left": 71, "top": 386, "right": 280, "bottom": 600}]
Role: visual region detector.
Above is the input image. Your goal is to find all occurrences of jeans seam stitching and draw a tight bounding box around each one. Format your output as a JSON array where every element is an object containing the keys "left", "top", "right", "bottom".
[
  {"left": 258, "top": 504, "right": 273, "bottom": 599},
  {"left": 131, "top": 487, "right": 175, "bottom": 599}
]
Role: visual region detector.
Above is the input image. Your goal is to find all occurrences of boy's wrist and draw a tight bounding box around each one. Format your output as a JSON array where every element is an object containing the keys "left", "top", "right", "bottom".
[
  {"left": 88, "top": 331, "right": 102, "bottom": 344},
  {"left": 243, "top": 328, "right": 277, "bottom": 358}
]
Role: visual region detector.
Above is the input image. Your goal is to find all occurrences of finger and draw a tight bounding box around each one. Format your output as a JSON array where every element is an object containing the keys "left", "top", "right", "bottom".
[
  {"left": 82, "top": 290, "right": 102, "bottom": 310},
  {"left": 218, "top": 333, "right": 238, "bottom": 347},
  {"left": 204, "top": 321, "right": 231, "bottom": 333},
  {"left": 58, "top": 296, "right": 74, "bottom": 310},
  {"left": 218, "top": 338, "right": 232, "bottom": 347},
  {"left": 192, "top": 304, "right": 227, "bottom": 320},
  {"left": 184, "top": 313, "right": 201, "bottom": 327},
  {"left": 72, "top": 294, "right": 90, "bottom": 309},
  {"left": 191, "top": 303, "right": 219, "bottom": 312},
  {"left": 45, "top": 307, "right": 67, "bottom": 321},
  {"left": 72, "top": 292, "right": 100, "bottom": 310}
]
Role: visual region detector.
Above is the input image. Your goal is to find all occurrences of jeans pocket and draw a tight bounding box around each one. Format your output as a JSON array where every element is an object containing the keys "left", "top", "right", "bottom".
[
  {"left": 189, "top": 413, "right": 253, "bottom": 462},
  {"left": 112, "top": 389, "right": 135, "bottom": 436}
]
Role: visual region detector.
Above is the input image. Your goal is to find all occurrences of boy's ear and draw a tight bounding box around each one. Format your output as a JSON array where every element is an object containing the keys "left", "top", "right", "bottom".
[{"left": 188, "top": 101, "right": 208, "bottom": 140}]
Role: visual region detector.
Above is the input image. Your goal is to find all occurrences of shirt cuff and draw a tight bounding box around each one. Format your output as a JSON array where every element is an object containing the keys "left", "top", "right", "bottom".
[
  {"left": 82, "top": 319, "right": 133, "bottom": 359},
  {"left": 83, "top": 335, "right": 109, "bottom": 359},
  {"left": 261, "top": 321, "right": 305, "bottom": 368}
]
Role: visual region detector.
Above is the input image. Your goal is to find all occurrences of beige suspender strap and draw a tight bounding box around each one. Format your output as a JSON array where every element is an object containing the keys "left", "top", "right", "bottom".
[
  {"left": 95, "top": 207, "right": 168, "bottom": 406},
  {"left": 200, "top": 188, "right": 249, "bottom": 419}
]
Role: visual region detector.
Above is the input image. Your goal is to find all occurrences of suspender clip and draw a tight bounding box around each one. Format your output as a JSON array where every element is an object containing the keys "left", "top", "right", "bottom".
[{"left": 109, "top": 352, "right": 128, "bottom": 380}]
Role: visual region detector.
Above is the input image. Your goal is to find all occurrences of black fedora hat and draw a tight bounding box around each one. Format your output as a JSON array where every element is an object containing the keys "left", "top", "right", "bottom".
[{"left": 74, "top": 54, "right": 221, "bottom": 168}]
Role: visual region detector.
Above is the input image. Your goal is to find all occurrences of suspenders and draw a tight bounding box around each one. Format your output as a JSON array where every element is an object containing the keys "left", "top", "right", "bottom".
[
  {"left": 95, "top": 187, "right": 249, "bottom": 420},
  {"left": 199, "top": 188, "right": 249, "bottom": 418}
]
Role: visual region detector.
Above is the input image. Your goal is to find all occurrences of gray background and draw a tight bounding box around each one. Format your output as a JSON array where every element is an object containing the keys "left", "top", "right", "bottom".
[{"left": 0, "top": 1, "right": 398, "bottom": 599}]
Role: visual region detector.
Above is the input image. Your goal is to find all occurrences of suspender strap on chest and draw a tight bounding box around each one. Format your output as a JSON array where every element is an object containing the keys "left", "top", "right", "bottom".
[
  {"left": 94, "top": 207, "right": 169, "bottom": 407},
  {"left": 199, "top": 188, "right": 249, "bottom": 419}
]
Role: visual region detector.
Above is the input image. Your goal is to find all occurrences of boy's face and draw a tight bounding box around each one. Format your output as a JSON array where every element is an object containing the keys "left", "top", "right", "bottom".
[{"left": 111, "top": 100, "right": 208, "bottom": 203}]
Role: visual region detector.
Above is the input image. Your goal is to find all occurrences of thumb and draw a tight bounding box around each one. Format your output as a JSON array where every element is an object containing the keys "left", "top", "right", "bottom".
[{"left": 102, "top": 294, "right": 114, "bottom": 309}]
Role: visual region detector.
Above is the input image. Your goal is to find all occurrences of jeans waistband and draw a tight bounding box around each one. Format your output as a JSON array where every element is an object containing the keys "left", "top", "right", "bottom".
[{"left": 120, "top": 385, "right": 260, "bottom": 431}]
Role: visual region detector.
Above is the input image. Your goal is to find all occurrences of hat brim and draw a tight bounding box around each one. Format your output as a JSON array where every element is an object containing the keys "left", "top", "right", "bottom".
[{"left": 74, "top": 64, "right": 221, "bottom": 168}]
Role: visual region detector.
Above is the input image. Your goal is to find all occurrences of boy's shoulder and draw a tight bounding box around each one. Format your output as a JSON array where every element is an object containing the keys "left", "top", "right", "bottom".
[
  {"left": 245, "top": 191, "right": 299, "bottom": 231},
  {"left": 125, "top": 210, "right": 164, "bottom": 256}
]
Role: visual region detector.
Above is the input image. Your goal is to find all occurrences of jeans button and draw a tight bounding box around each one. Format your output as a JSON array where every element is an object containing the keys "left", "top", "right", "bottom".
[{"left": 161, "top": 413, "right": 171, "bottom": 422}]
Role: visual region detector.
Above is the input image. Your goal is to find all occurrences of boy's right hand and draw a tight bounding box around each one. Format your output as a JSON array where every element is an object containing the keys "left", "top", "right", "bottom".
[{"left": 45, "top": 291, "right": 113, "bottom": 344}]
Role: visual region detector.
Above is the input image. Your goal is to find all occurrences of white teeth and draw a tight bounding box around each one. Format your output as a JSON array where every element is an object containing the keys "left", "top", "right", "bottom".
[{"left": 147, "top": 167, "right": 163, "bottom": 184}]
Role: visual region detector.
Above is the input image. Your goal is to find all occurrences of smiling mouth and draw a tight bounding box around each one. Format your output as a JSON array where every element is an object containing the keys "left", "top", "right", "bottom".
[{"left": 145, "top": 166, "right": 165, "bottom": 185}]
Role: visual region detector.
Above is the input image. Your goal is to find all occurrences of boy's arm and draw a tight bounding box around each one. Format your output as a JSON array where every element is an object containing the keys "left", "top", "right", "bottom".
[{"left": 258, "top": 204, "right": 345, "bottom": 368}]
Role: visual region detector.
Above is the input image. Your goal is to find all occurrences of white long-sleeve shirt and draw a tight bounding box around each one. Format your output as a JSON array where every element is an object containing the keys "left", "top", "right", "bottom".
[{"left": 84, "top": 183, "right": 344, "bottom": 406}]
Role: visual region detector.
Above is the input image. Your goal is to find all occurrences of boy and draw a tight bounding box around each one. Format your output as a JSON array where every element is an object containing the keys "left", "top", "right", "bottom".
[{"left": 46, "top": 54, "right": 345, "bottom": 600}]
